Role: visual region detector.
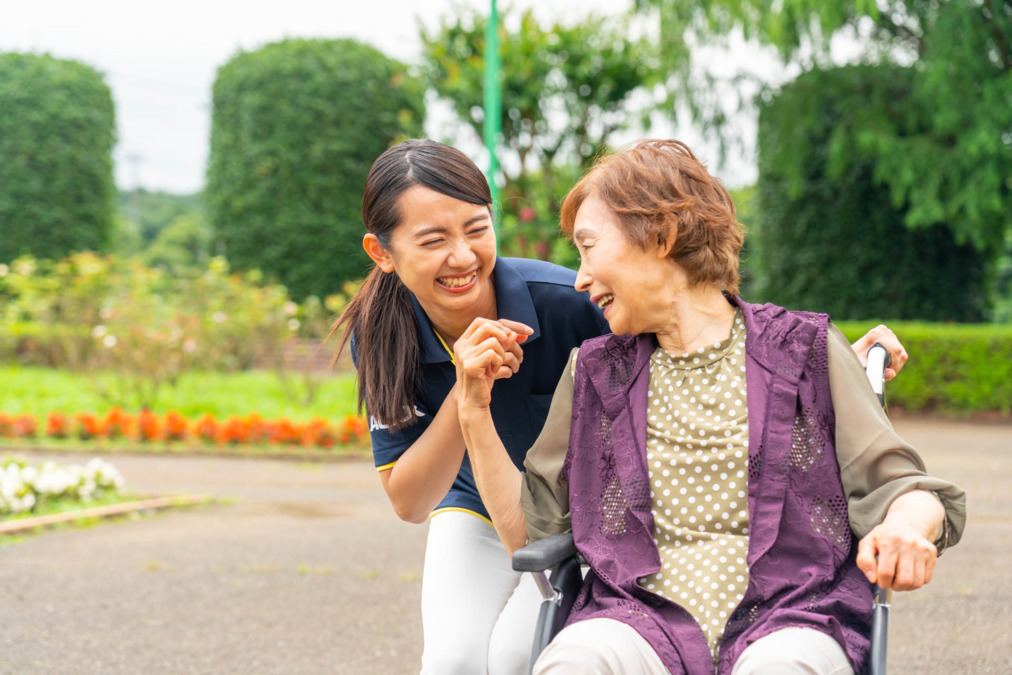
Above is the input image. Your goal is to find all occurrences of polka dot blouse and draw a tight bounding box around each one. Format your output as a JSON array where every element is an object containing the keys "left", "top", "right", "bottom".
[{"left": 637, "top": 309, "right": 749, "bottom": 661}]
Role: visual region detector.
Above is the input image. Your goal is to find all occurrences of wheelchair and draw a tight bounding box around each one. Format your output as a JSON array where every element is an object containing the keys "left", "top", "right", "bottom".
[{"left": 512, "top": 344, "right": 895, "bottom": 675}]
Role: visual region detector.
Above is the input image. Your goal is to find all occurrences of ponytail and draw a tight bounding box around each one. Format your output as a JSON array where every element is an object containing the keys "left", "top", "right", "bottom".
[
  {"left": 331, "top": 266, "right": 419, "bottom": 431},
  {"left": 332, "top": 138, "right": 491, "bottom": 431}
]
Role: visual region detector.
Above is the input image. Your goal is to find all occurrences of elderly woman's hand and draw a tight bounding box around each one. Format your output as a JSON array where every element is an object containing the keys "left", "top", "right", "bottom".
[
  {"left": 856, "top": 490, "right": 944, "bottom": 591},
  {"left": 454, "top": 318, "right": 532, "bottom": 408},
  {"left": 850, "top": 324, "right": 909, "bottom": 381}
]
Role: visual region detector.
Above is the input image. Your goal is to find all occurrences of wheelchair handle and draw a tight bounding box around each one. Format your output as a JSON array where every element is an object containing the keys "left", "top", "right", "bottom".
[
  {"left": 865, "top": 342, "right": 891, "bottom": 408},
  {"left": 512, "top": 533, "right": 577, "bottom": 573}
]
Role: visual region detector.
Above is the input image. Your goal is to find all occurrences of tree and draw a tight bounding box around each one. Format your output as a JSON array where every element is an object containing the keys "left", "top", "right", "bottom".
[
  {"left": 635, "top": 0, "right": 1012, "bottom": 256},
  {"left": 421, "top": 7, "right": 657, "bottom": 259},
  {"left": 0, "top": 53, "right": 116, "bottom": 263},
  {"left": 142, "top": 213, "right": 211, "bottom": 272},
  {"left": 206, "top": 39, "right": 425, "bottom": 299},
  {"left": 117, "top": 189, "right": 203, "bottom": 245},
  {"left": 754, "top": 64, "right": 991, "bottom": 321}
]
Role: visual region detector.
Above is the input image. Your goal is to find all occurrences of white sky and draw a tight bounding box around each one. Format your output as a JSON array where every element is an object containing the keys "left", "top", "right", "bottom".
[{"left": 1, "top": 0, "right": 776, "bottom": 193}]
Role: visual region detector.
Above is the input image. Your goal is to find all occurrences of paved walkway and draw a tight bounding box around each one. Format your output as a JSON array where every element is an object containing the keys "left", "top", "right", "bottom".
[{"left": 1, "top": 418, "right": 1009, "bottom": 674}]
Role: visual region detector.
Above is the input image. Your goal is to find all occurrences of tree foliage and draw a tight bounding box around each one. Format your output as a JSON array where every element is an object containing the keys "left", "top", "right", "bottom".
[
  {"left": 754, "top": 64, "right": 991, "bottom": 322},
  {"left": 142, "top": 213, "right": 212, "bottom": 272},
  {"left": 636, "top": 0, "right": 1012, "bottom": 255},
  {"left": 421, "top": 7, "right": 656, "bottom": 259},
  {"left": 117, "top": 189, "right": 203, "bottom": 245},
  {"left": 206, "top": 39, "right": 425, "bottom": 299},
  {"left": 0, "top": 53, "right": 116, "bottom": 263}
]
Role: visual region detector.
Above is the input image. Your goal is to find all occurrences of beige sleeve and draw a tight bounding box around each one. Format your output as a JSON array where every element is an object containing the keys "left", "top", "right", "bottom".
[
  {"left": 829, "top": 324, "right": 966, "bottom": 548},
  {"left": 520, "top": 348, "right": 578, "bottom": 542}
]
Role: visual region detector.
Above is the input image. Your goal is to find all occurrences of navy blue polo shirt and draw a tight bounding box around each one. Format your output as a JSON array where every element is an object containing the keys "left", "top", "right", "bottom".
[{"left": 366, "top": 257, "right": 608, "bottom": 523}]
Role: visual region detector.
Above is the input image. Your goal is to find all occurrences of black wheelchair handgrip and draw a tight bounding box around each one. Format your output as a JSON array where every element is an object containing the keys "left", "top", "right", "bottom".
[{"left": 512, "top": 532, "right": 577, "bottom": 572}]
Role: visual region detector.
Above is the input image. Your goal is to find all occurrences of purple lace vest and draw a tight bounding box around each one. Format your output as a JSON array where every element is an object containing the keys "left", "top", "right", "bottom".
[{"left": 562, "top": 298, "right": 872, "bottom": 674}]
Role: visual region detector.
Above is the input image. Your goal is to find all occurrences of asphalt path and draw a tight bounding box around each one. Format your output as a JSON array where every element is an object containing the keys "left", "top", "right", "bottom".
[{"left": 1, "top": 418, "right": 1009, "bottom": 674}]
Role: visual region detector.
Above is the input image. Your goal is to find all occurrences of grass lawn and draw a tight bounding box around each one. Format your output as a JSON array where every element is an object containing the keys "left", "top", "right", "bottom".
[{"left": 0, "top": 365, "right": 361, "bottom": 421}]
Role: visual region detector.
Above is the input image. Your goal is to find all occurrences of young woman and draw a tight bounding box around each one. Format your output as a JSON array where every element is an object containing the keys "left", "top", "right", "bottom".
[{"left": 333, "top": 139, "right": 910, "bottom": 674}]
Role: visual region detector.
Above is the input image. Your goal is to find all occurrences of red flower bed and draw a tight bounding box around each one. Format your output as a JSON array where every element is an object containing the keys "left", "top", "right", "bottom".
[{"left": 0, "top": 409, "right": 369, "bottom": 449}]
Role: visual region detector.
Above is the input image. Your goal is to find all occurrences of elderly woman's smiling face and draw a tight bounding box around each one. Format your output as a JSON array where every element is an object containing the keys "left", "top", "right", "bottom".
[{"left": 572, "top": 193, "right": 675, "bottom": 336}]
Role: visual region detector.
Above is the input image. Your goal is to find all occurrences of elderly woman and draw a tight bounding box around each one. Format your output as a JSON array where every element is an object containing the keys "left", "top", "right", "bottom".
[{"left": 454, "top": 140, "right": 965, "bottom": 674}]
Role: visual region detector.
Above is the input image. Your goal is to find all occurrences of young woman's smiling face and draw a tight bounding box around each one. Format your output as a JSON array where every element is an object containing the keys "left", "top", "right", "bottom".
[{"left": 368, "top": 185, "right": 497, "bottom": 336}]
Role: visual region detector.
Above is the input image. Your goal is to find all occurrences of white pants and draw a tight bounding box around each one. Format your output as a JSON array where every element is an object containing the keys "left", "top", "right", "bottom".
[
  {"left": 420, "top": 511, "right": 542, "bottom": 675},
  {"left": 534, "top": 619, "right": 854, "bottom": 675}
]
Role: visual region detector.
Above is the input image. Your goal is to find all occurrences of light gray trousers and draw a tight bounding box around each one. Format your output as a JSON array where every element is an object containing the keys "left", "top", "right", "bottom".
[{"left": 533, "top": 619, "right": 854, "bottom": 675}]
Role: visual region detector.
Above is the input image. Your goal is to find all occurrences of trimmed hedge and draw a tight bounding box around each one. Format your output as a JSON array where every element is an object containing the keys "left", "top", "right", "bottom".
[
  {"left": 0, "top": 53, "right": 116, "bottom": 262},
  {"left": 836, "top": 321, "right": 1012, "bottom": 416},
  {"left": 206, "top": 38, "right": 425, "bottom": 299}
]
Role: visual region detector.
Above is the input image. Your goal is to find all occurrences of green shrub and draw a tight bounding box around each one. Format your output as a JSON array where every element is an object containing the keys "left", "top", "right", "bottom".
[
  {"left": 206, "top": 38, "right": 425, "bottom": 299},
  {"left": 755, "top": 64, "right": 993, "bottom": 322},
  {"left": 837, "top": 321, "right": 1012, "bottom": 416},
  {"left": 0, "top": 253, "right": 298, "bottom": 408},
  {"left": 0, "top": 53, "right": 116, "bottom": 262}
]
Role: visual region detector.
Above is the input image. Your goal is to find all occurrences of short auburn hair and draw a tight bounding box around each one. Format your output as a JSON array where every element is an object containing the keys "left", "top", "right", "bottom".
[{"left": 560, "top": 139, "right": 744, "bottom": 294}]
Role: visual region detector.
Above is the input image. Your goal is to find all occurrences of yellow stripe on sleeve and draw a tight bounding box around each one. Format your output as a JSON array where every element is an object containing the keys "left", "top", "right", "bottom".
[{"left": 429, "top": 507, "right": 494, "bottom": 527}]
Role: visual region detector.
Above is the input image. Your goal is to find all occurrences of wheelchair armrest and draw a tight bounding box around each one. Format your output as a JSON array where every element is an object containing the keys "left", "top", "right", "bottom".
[{"left": 512, "top": 532, "right": 577, "bottom": 573}]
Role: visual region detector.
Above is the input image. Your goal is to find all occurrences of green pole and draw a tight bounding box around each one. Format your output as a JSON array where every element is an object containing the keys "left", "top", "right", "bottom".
[{"left": 483, "top": 0, "right": 502, "bottom": 221}]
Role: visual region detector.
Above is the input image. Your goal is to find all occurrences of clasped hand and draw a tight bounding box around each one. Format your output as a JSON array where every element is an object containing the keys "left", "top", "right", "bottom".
[{"left": 454, "top": 318, "right": 534, "bottom": 408}]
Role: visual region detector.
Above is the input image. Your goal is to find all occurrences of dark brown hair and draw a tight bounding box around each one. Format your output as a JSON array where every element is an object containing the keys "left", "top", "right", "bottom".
[
  {"left": 331, "top": 139, "right": 492, "bottom": 430},
  {"left": 560, "top": 139, "right": 744, "bottom": 294}
]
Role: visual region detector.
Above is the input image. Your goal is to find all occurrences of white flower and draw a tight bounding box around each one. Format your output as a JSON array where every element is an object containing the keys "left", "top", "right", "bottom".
[
  {"left": 18, "top": 492, "right": 36, "bottom": 512},
  {"left": 212, "top": 311, "right": 226, "bottom": 323},
  {"left": 92, "top": 325, "right": 107, "bottom": 339},
  {"left": 103, "top": 335, "right": 117, "bottom": 348},
  {"left": 287, "top": 318, "right": 300, "bottom": 331},
  {"left": 0, "top": 457, "right": 126, "bottom": 516},
  {"left": 20, "top": 465, "right": 38, "bottom": 485}
]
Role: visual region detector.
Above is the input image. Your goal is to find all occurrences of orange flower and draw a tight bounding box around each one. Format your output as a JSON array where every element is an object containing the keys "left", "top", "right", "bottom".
[
  {"left": 47, "top": 412, "right": 71, "bottom": 438},
  {"left": 244, "top": 413, "right": 270, "bottom": 444},
  {"left": 74, "top": 412, "right": 104, "bottom": 440},
  {"left": 137, "top": 409, "right": 162, "bottom": 442},
  {"left": 338, "top": 415, "right": 369, "bottom": 445},
  {"left": 269, "top": 417, "right": 300, "bottom": 445},
  {"left": 217, "top": 416, "right": 250, "bottom": 445},
  {"left": 0, "top": 412, "right": 12, "bottom": 437},
  {"left": 195, "top": 413, "right": 218, "bottom": 443},
  {"left": 164, "top": 411, "right": 190, "bottom": 441},
  {"left": 103, "top": 407, "right": 133, "bottom": 439},
  {"left": 301, "top": 417, "right": 336, "bottom": 448},
  {"left": 13, "top": 413, "right": 37, "bottom": 438}
]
